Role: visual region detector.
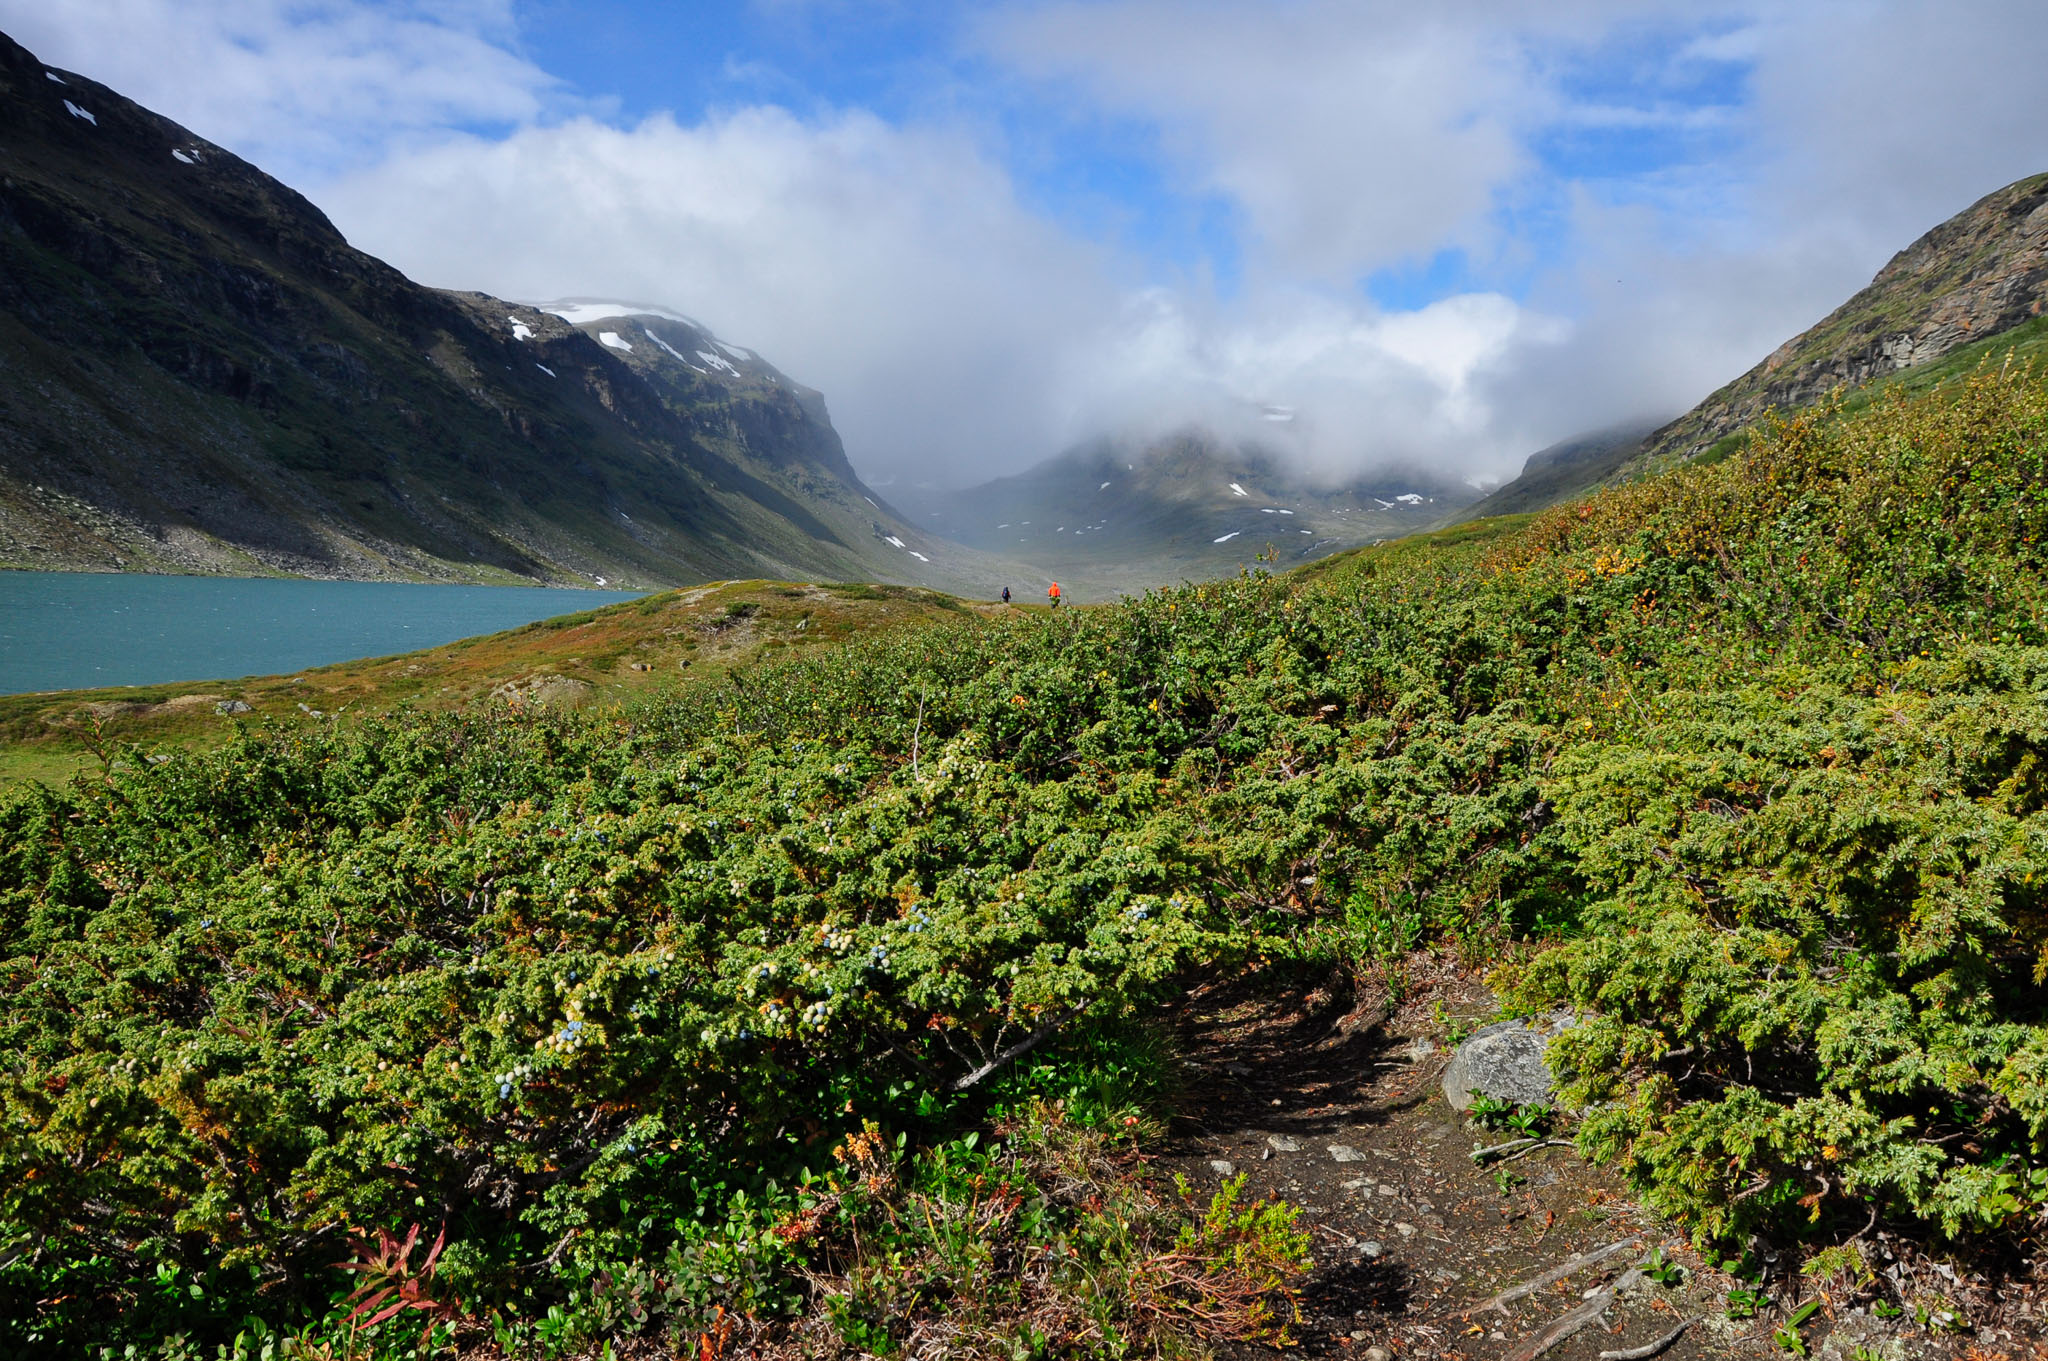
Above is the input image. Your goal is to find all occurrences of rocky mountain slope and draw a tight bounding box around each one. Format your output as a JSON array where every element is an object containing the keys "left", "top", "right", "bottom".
[
  {"left": 0, "top": 32, "right": 976, "bottom": 591},
  {"left": 1470, "top": 170, "right": 2048, "bottom": 517},
  {"left": 1637, "top": 171, "right": 2048, "bottom": 470},
  {"left": 891, "top": 429, "right": 1480, "bottom": 595}
]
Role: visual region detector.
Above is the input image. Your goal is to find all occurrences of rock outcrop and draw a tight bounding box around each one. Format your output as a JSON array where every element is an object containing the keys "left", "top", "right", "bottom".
[{"left": 1645, "top": 172, "right": 2048, "bottom": 466}]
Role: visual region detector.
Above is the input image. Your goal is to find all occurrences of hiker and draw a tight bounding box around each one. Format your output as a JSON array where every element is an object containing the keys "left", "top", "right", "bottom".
[
  {"left": 1001, "top": 586, "right": 1010, "bottom": 604},
  {"left": 1047, "top": 581, "right": 1062, "bottom": 610}
]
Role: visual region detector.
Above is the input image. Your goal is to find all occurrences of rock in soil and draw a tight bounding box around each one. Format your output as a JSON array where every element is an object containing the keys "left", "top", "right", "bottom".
[{"left": 1441, "top": 1013, "right": 1573, "bottom": 1113}]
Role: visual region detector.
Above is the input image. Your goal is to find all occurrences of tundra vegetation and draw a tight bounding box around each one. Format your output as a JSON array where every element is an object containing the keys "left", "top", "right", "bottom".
[{"left": 4, "top": 361, "right": 2047, "bottom": 1356}]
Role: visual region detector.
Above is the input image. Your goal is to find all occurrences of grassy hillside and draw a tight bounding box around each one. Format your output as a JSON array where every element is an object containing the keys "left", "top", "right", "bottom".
[{"left": 5, "top": 359, "right": 2048, "bottom": 1356}]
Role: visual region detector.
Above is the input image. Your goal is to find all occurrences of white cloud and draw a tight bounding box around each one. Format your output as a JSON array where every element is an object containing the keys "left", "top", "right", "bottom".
[
  {"left": 0, "top": 0, "right": 556, "bottom": 181},
  {"left": 985, "top": 0, "right": 1544, "bottom": 279},
  {"left": 319, "top": 107, "right": 1128, "bottom": 484}
]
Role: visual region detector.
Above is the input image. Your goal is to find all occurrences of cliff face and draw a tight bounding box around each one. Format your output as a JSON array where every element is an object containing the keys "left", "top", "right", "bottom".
[
  {"left": 1645, "top": 172, "right": 2048, "bottom": 465},
  {"left": 0, "top": 32, "right": 973, "bottom": 589}
]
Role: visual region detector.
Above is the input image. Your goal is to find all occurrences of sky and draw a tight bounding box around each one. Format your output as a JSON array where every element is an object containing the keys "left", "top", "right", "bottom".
[{"left": 8, "top": 1, "right": 2046, "bottom": 489}]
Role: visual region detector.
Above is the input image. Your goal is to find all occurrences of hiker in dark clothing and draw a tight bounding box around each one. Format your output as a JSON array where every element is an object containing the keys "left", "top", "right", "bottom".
[{"left": 1001, "top": 586, "right": 1010, "bottom": 604}]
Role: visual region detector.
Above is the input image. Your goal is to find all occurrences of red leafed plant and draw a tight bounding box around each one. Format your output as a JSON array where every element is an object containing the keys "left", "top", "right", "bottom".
[{"left": 335, "top": 1221, "right": 459, "bottom": 1351}]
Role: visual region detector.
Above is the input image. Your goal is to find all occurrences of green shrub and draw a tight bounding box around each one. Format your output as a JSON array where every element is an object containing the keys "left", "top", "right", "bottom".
[{"left": 6, "top": 356, "right": 2048, "bottom": 1349}]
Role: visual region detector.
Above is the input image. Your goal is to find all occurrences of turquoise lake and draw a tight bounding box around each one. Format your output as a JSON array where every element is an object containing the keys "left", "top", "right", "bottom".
[{"left": 0, "top": 572, "right": 646, "bottom": 694}]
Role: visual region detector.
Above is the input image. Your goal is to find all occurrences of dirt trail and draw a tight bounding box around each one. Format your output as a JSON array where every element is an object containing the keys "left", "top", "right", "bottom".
[{"left": 1160, "top": 973, "right": 2000, "bottom": 1361}]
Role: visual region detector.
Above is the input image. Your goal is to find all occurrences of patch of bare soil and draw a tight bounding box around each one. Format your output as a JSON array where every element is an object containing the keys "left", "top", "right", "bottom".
[{"left": 1160, "top": 970, "right": 2043, "bottom": 1361}]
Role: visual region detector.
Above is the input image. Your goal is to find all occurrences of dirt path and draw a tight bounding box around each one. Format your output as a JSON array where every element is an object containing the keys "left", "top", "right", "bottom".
[{"left": 1159, "top": 971, "right": 2023, "bottom": 1361}]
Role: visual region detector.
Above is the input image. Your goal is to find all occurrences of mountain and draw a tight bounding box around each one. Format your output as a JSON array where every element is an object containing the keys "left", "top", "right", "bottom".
[
  {"left": 1637, "top": 171, "right": 2048, "bottom": 471},
  {"left": 0, "top": 33, "right": 978, "bottom": 591},
  {"left": 1452, "top": 420, "right": 1662, "bottom": 523},
  {"left": 888, "top": 429, "right": 1481, "bottom": 595},
  {"left": 1467, "top": 171, "right": 2048, "bottom": 518}
]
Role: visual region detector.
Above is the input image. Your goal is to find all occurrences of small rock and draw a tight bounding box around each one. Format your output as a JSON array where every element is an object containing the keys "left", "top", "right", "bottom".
[
  {"left": 1261, "top": 1146, "right": 1273, "bottom": 1161},
  {"left": 215, "top": 699, "right": 251, "bottom": 715},
  {"left": 1328, "top": 1144, "right": 1366, "bottom": 1162},
  {"left": 1341, "top": 1176, "right": 1375, "bottom": 1190},
  {"left": 1441, "top": 1012, "right": 1576, "bottom": 1112},
  {"left": 1267, "top": 1134, "right": 1303, "bottom": 1152},
  {"left": 1365, "top": 1348, "right": 1391, "bottom": 1361},
  {"left": 1408, "top": 1037, "right": 1438, "bottom": 1060},
  {"left": 1359, "top": 1240, "right": 1383, "bottom": 1258},
  {"left": 1351, "top": 1330, "right": 1371, "bottom": 1340},
  {"left": 1394, "top": 1222, "right": 1416, "bottom": 1238},
  {"left": 1376, "top": 1183, "right": 1397, "bottom": 1197},
  {"left": 1209, "top": 1159, "right": 1235, "bottom": 1176}
]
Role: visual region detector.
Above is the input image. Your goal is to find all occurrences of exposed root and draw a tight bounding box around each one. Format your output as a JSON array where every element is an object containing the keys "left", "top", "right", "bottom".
[
  {"left": 1459, "top": 1238, "right": 1641, "bottom": 1317},
  {"left": 1597, "top": 1314, "right": 1697, "bottom": 1359},
  {"left": 1504, "top": 1267, "right": 1644, "bottom": 1361}
]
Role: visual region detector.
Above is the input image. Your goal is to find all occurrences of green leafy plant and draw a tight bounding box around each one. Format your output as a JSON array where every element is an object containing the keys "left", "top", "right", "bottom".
[
  {"left": 1727, "top": 1284, "right": 1769, "bottom": 1320},
  {"left": 1641, "top": 1246, "right": 1685, "bottom": 1286},
  {"left": 1773, "top": 1298, "right": 1822, "bottom": 1355}
]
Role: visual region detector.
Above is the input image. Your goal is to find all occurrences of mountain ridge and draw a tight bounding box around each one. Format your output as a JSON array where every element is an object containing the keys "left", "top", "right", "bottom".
[
  {"left": 0, "top": 32, "right": 986, "bottom": 592},
  {"left": 891, "top": 427, "right": 1482, "bottom": 594},
  {"left": 1469, "top": 170, "right": 2048, "bottom": 518},
  {"left": 1634, "top": 170, "right": 2048, "bottom": 473}
]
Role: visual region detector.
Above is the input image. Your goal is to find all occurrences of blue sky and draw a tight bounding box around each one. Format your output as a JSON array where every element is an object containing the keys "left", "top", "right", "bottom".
[{"left": 7, "top": 1, "right": 2045, "bottom": 485}]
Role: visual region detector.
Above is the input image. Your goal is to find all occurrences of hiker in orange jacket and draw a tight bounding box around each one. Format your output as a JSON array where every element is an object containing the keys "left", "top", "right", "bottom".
[{"left": 1047, "top": 581, "right": 1062, "bottom": 610}]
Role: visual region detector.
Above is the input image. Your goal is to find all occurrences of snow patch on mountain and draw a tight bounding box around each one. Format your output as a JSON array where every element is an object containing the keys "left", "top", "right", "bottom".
[
  {"left": 1213, "top": 531, "right": 1240, "bottom": 543},
  {"left": 598, "top": 331, "right": 633, "bottom": 353},
  {"left": 536, "top": 299, "right": 698, "bottom": 327},
  {"left": 44, "top": 71, "right": 64, "bottom": 83},
  {"left": 1229, "top": 483, "right": 1248, "bottom": 497},
  {"left": 696, "top": 350, "right": 740, "bottom": 377},
  {"left": 172, "top": 149, "right": 194, "bottom": 164},
  {"left": 63, "top": 100, "right": 95, "bottom": 124},
  {"left": 535, "top": 363, "right": 556, "bottom": 378},
  {"left": 507, "top": 317, "right": 533, "bottom": 341},
  {"left": 643, "top": 329, "right": 691, "bottom": 364}
]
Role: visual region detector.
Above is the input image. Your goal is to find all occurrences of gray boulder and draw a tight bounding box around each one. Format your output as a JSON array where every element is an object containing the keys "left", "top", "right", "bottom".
[{"left": 1441, "top": 1013, "right": 1575, "bottom": 1112}]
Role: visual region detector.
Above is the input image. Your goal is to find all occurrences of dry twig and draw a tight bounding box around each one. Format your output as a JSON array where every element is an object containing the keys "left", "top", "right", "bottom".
[
  {"left": 1460, "top": 1238, "right": 1640, "bottom": 1316},
  {"left": 1506, "top": 1267, "right": 1644, "bottom": 1361},
  {"left": 1598, "top": 1315, "right": 1697, "bottom": 1359}
]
